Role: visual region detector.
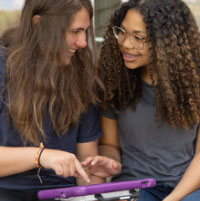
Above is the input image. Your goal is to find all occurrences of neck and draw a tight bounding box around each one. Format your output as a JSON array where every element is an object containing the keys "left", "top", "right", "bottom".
[
  {"left": 141, "top": 67, "right": 152, "bottom": 85},
  {"left": 141, "top": 66, "right": 157, "bottom": 85}
]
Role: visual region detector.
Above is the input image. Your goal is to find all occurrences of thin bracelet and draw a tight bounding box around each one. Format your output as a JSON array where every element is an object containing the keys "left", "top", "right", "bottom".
[
  {"left": 37, "top": 148, "right": 45, "bottom": 184},
  {"left": 35, "top": 142, "right": 44, "bottom": 168},
  {"left": 38, "top": 147, "right": 45, "bottom": 167},
  {"left": 37, "top": 167, "right": 43, "bottom": 184},
  {"left": 35, "top": 142, "right": 45, "bottom": 183}
]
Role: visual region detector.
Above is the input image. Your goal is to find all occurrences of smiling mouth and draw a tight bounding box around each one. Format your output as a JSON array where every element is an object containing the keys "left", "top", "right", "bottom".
[
  {"left": 123, "top": 52, "right": 139, "bottom": 57},
  {"left": 123, "top": 53, "right": 140, "bottom": 61},
  {"left": 124, "top": 53, "right": 135, "bottom": 58},
  {"left": 69, "top": 49, "right": 76, "bottom": 54}
]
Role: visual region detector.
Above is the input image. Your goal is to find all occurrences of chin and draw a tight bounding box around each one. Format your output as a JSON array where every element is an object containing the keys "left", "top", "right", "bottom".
[
  {"left": 65, "top": 59, "right": 71, "bottom": 65},
  {"left": 124, "top": 62, "right": 142, "bottom": 70}
]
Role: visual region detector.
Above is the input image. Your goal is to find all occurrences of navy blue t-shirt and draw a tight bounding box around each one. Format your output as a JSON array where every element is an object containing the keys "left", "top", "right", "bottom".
[{"left": 0, "top": 54, "right": 102, "bottom": 190}]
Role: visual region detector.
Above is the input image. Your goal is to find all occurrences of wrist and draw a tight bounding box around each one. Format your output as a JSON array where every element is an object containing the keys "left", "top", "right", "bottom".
[
  {"left": 35, "top": 142, "right": 45, "bottom": 168},
  {"left": 77, "top": 174, "right": 106, "bottom": 186},
  {"left": 89, "top": 174, "right": 106, "bottom": 183}
]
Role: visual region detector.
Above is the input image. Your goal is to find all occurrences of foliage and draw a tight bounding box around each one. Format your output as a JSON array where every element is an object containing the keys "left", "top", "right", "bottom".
[
  {"left": 0, "top": 10, "right": 20, "bottom": 36},
  {"left": 184, "top": 0, "right": 200, "bottom": 27}
]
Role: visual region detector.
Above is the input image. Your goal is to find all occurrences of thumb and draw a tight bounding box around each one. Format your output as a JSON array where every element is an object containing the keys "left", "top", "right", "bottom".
[{"left": 53, "top": 164, "right": 64, "bottom": 176}]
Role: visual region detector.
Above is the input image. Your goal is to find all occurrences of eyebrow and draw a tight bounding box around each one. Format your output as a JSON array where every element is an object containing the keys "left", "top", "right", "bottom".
[
  {"left": 69, "top": 27, "right": 88, "bottom": 31},
  {"left": 121, "top": 24, "right": 146, "bottom": 34}
]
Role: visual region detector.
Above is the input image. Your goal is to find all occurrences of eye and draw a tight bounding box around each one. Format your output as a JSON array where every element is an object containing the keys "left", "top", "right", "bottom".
[
  {"left": 135, "top": 34, "right": 145, "bottom": 41},
  {"left": 120, "top": 30, "right": 126, "bottom": 35},
  {"left": 68, "top": 28, "right": 89, "bottom": 35},
  {"left": 69, "top": 30, "right": 80, "bottom": 34},
  {"left": 119, "top": 28, "right": 126, "bottom": 35}
]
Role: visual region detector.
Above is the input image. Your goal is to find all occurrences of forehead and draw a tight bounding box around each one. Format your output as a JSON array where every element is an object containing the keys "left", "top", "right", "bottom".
[
  {"left": 121, "top": 9, "right": 146, "bottom": 32},
  {"left": 70, "top": 7, "right": 90, "bottom": 29}
]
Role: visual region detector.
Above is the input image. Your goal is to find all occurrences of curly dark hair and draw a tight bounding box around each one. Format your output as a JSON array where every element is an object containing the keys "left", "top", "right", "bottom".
[{"left": 98, "top": 0, "right": 200, "bottom": 129}]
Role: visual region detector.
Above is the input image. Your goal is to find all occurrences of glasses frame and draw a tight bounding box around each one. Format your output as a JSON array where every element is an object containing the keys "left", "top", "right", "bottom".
[{"left": 112, "top": 26, "right": 148, "bottom": 50}]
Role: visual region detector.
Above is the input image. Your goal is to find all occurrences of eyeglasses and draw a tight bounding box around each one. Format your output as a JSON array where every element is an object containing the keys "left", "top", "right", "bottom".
[{"left": 112, "top": 26, "right": 148, "bottom": 50}]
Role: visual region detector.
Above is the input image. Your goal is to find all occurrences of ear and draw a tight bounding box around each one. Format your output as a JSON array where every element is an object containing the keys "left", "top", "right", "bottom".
[{"left": 32, "top": 15, "right": 41, "bottom": 25}]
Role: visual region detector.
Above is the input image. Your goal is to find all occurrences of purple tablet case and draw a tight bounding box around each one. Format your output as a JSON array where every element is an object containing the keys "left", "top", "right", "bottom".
[{"left": 38, "top": 178, "right": 156, "bottom": 200}]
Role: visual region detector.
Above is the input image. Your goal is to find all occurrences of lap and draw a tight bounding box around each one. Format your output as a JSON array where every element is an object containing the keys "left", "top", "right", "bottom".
[
  {"left": 0, "top": 189, "right": 24, "bottom": 201},
  {"left": 137, "top": 187, "right": 200, "bottom": 201},
  {"left": 181, "top": 189, "right": 200, "bottom": 201},
  {"left": 137, "top": 189, "right": 161, "bottom": 201},
  {"left": 136, "top": 182, "right": 173, "bottom": 201},
  {"left": 0, "top": 189, "right": 55, "bottom": 201}
]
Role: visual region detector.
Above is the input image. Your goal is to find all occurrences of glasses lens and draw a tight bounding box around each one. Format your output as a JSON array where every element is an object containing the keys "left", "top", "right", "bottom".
[
  {"left": 113, "top": 26, "right": 125, "bottom": 42},
  {"left": 112, "top": 26, "right": 145, "bottom": 50},
  {"left": 133, "top": 35, "right": 145, "bottom": 50}
]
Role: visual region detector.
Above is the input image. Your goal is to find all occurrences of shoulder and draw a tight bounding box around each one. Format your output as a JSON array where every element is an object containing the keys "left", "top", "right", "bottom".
[
  {"left": 99, "top": 107, "right": 118, "bottom": 120},
  {"left": 77, "top": 104, "right": 102, "bottom": 141},
  {"left": 80, "top": 104, "right": 99, "bottom": 121}
]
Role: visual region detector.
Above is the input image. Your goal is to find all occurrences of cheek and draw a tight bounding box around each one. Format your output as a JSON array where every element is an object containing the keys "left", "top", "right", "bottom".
[
  {"left": 143, "top": 50, "right": 149, "bottom": 63},
  {"left": 141, "top": 46, "right": 150, "bottom": 64},
  {"left": 65, "top": 34, "right": 75, "bottom": 47}
]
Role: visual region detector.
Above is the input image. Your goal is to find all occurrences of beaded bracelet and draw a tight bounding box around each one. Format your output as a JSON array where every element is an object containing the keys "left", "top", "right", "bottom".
[{"left": 35, "top": 142, "right": 44, "bottom": 168}]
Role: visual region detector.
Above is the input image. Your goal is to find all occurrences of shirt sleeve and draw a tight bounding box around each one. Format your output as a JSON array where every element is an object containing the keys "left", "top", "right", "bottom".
[
  {"left": 99, "top": 107, "right": 118, "bottom": 120},
  {"left": 77, "top": 104, "right": 102, "bottom": 143}
]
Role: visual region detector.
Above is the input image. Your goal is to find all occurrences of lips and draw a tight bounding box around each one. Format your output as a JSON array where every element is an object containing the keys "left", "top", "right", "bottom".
[
  {"left": 69, "top": 49, "right": 76, "bottom": 54},
  {"left": 123, "top": 53, "right": 136, "bottom": 58},
  {"left": 122, "top": 52, "right": 140, "bottom": 61},
  {"left": 67, "top": 49, "right": 76, "bottom": 58}
]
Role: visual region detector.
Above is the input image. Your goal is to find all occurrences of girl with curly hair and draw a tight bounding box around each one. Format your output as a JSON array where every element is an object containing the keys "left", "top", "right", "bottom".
[
  {"left": 97, "top": 0, "right": 200, "bottom": 200},
  {"left": 0, "top": 0, "right": 121, "bottom": 200}
]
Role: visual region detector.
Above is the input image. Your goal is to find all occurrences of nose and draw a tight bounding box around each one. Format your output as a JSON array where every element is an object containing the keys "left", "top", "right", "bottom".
[
  {"left": 120, "top": 36, "right": 135, "bottom": 49},
  {"left": 76, "top": 33, "right": 87, "bottom": 48}
]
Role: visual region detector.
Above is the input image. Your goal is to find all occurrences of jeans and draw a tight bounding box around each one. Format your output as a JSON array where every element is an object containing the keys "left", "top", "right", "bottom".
[
  {"left": 0, "top": 189, "right": 55, "bottom": 201},
  {"left": 181, "top": 190, "right": 200, "bottom": 201},
  {"left": 137, "top": 182, "right": 200, "bottom": 201}
]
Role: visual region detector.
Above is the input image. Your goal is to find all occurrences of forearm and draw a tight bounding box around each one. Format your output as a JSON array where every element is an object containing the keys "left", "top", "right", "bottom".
[
  {"left": 163, "top": 153, "right": 200, "bottom": 201},
  {"left": 77, "top": 174, "right": 106, "bottom": 186},
  {"left": 99, "top": 144, "right": 121, "bottom": 162},
  {"left": 0, "top": 146, "right": 37, "bottom": 177}
]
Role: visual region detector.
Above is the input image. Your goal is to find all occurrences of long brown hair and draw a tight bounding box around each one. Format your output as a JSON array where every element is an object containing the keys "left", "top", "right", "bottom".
[
  {"left": 3, "top": 0, "right": 103, "bottom": 145},
  {"left": 98, "top": 0, "right": 200, "bottom": 130}
]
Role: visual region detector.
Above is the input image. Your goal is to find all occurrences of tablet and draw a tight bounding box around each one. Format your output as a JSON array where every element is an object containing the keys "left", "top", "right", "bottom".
[
  {"left": 38, "top": 178, "right": 156, "bottom": 200},
  {"left": 60, "top": 190, "right": 140, "bottom": 201}
]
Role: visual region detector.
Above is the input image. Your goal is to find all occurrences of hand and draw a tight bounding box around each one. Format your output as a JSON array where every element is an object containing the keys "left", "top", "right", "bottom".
[
  {"left": 39, "top": 149, "right": 90, "bottom": 183},
  {"left": 81, "top": 156, "right": 121, "bottom": 179}
]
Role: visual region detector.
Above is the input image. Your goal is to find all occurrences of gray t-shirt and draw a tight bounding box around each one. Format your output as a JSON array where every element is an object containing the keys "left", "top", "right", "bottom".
[{"left": 101, "top": 81, "right": 197, "bottom": 187}]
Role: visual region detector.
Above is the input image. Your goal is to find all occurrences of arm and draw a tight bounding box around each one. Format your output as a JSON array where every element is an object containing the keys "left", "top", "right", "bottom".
[
  {"left": 163, "top": 126, "right": 200, "bottom": 201},
  {"left": 0, "top": 146, "right": 89, "bottom": 182},
  {"left": 99, "top": 116, "right": 121, "bottom": 162},
  {"left": 76, "top": 140, "right": 105, "bottom": 185},
  {"left": 0, "top": 146, "right": 38, "bottom": 177},
  {"left": 76, "top": 117, "right": 122, "bottom": 185}
]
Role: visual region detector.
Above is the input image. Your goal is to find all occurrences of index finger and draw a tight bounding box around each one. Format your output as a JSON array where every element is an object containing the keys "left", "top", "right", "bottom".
[{"left": 74, "top": 158, "right": 90, "bottom": 183}]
